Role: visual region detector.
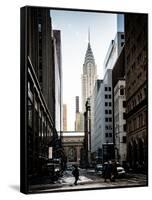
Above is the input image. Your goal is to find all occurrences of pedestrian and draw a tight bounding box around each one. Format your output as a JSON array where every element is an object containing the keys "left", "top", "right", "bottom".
[
  {"left": 72, "top": 165, "right": 79, "bottom": 185},
  {"left": 111, "top": 161, "right": 118, "bottom": 182},
  {"left": 103, "top": 161, "right": 112, "bottom": 182}
]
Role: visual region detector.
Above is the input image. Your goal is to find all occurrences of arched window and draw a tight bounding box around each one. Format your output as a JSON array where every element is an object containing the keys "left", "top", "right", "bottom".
[{"left": 68, "top": 147, "right": 77, "bottom": 162}]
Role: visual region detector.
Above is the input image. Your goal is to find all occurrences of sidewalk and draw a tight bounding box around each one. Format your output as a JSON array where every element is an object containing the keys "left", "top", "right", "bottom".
[{"left": 29, "top": 176, "right": 100, "bottom": 192}]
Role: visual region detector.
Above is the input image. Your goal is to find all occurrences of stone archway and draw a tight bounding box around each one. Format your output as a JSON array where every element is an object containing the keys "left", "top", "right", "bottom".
[{"left": 68, "top": 147, "right": 77, "bottom": 162}]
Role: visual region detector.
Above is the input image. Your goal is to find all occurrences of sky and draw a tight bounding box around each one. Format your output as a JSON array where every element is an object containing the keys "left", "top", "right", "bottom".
[{"left": 51, "top": 9, "right": 117, "bottom": 131}]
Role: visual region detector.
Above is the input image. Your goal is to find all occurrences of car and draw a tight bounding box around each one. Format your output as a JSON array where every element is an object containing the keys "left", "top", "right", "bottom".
[
  {"left": 95, "top": 164, "right": 103, "bottom": 174},
  {"left": 116, "top": 162, "right": 126, "bottom": 177},
  {"left": 66, "top": 165, "right": 73, "bottom": 171}
]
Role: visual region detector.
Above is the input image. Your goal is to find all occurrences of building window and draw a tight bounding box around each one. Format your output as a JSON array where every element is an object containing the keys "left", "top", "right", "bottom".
[
  {"left": 105, "top": 87, "right": 107, "bottom": 91},
  {"left": 109, "top": 102, "right": 112, "bottom": 107},
  {"left": 122, "top": 136, "right": 126, "bottom": 143},
  {"left": 109, "top": 133, "right": 112, "bottom": 137},
  {"left": 105, "top": 133, "right": 108, "bottom": 137},
  {"left": 123, "top": 113, "right": 126, "bottom": 120},
  {"left": 121, "top": 42, "right": 124, "bottom": 47},
  {"left": 109, "top": 118, "right": 112, "bottom": 122},
  {"left": 121, "top": 34, "right": 125, "bottom": 39},
  {"left": 105, "top": 110, "right": 108, "bottom": 114},
  {"left": 105, "top": 94, "right": 108, "bottom": 99},
  {"left": 120, "top": 87, "right": 124, "bottom": 95},
  {"left": 109, "top": 110, "right": 112, "bottom": 114},
  {"left": 109, "top": 87, "right": 111, "bottom": 91},
  {"left": 109, "top": 95, "right": 111, "bottom": 99},
  {"left": 123, "top": 124, "right": 126, "bottom": 132},
  {"left": 123, "top": 101, "right": 126, "bottom": 108},
  {"left": 105, "top": 125, "right": 108, "bottom": 130},
  {"left": 105, "top": 102, "right": 108, "bottom": 106},
  {"left": 105, "top": 118, "right": 108, "bottom": 122}
]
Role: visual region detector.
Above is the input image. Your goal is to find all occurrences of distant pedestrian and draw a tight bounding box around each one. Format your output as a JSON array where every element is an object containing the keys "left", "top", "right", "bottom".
[
  {"left": 111, "top": 161, "right": 118, "bottom": 182},
  {"left": 72, "top": 165, "right": 79, "bottom": 185},
  {"left": 103, "top": 161, "right": 112, "bottom": 182}
]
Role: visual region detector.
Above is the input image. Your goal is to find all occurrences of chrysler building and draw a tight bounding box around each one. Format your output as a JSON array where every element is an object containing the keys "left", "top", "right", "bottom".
[{"left": 81, "top": 31, "right": 97, "bottom": 112}]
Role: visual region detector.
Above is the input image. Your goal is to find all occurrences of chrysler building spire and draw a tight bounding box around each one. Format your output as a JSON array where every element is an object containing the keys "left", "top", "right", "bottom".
[{"left": 81, "top": 31, "right": 97, "bottom": 112}]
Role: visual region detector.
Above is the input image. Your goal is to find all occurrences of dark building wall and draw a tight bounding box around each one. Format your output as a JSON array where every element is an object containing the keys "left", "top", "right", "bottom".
[
  {"left": 53, "top": 30, "right": 63, "bottom": 132},
  {"left": 53, "top": 30, "right": 62, "bottom": 135},
  {"left": 24, "top": 7, "right": 64, "bottom": 182},
  {"left": 125, "top": 13, "right": 148, "bottom": 170},
  {"left": 27, "top": 7, "right": 55, "bottom": 122},
  {"left": 112, "top": 46, "right": 125, "bottom": 89}
]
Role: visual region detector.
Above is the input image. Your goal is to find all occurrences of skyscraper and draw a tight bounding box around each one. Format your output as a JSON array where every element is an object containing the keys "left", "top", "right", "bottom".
[
  {"left": 81, "top": 31, "right": 97, "bottom": 113},
  {"left": 75, "top": 96, "right": 83, "bottom": 131},
  {"left": 75, "top": 96, "right": 79, "bottom": 113}
]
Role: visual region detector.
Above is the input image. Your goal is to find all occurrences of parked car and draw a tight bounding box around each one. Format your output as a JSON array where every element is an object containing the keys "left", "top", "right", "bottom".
[
  {"left": 116, "top": 162, "right": 126, "bottom": 177},
  {"left": 66, "top": 165, "right": 73, "bottom": 171},
  {"left": 95, "top": 164, "right": 103, "bottom": 174}
]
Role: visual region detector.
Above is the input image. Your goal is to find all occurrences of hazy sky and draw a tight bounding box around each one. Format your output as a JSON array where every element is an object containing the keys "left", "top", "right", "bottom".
[{"left": 51, "top": 9, "right": 117, "bottom": 131}]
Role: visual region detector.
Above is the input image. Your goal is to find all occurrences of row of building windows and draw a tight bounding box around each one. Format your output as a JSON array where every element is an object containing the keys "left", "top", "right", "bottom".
[
  {"left": 105, "top": 87, "right": 111, "bottom": 91},
  {"left": 105, "top": 132, "right": 112, "bottom": 138},
  {"left": 28, "top": 80, "right": 53, "bottom": 140},
  {"left": 105, "top": 117, "right": 112, "bottom": 122},
  {"left": 127, "top": 88, "right": 145, "bottom": 112},
  {"left": 105, "top": 110, "right": 112, "bottom": 114},
  {"left": 105, "top": 94, "right": 111, "bottom": 99},
  {"left": 105, "top": 125, "right": 112, "bottom": 130},
  {"left": 127, "top": 111, "right": 146, "bottom": 133},
  {"left": 105, "top": 102, "right": 112, "bottom": 107}
]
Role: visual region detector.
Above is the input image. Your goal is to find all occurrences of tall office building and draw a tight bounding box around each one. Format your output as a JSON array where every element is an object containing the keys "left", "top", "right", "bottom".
[
  {"left": 81, "top": 31, "right": 97, "bottom": 113},
  {"left": 91, "top": 70, "right": 114, "bottom": 163},
  {"left": 103, "top": 32, "right": 125, "bottom": 72},
  {"left": 53, "top": 30, "right": 63, "bottom": 133},
  {"left": 53, "top": 30, "right": 62, "bottom": 135},
  {"left": 75, "top": 96, "right": 83, "bottom": 131},
  {"left": 75, "top": 96, "right": 79, "bottom": 113},
  {"left": 117, "top": 14, "right": 124, "bottom": 32}
]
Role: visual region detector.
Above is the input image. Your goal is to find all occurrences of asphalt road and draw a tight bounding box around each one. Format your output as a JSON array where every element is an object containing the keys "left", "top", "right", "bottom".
[{"left": 29, "top": 168, "right": 147, "bottom": 193}]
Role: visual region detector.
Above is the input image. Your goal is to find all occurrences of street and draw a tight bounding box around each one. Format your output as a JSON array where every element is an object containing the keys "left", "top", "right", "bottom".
[{"left": 29, "top": 168, "right": 147, "bottom": 193}]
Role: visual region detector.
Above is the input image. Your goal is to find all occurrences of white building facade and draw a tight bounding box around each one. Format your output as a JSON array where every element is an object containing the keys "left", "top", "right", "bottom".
[
  {"left": 91, "top": 69, "right": 113, "bottom": 163},
  {"left": 114, "top": 79, "right": 127, "bottom": 165},
  {"left": 103, "top": 32, "right": 125, "bottom": 73}
]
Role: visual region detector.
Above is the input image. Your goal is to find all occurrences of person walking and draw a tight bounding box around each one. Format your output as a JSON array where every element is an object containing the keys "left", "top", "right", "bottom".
[
  {"left": 72, "top": 165, "right": 79, "bottom": 185},
  {"left": 111, "top": 161, "right": 118, "bottom": 182},
  {"left": 103, "top": 161, "right": 112, "bottom": 182}
]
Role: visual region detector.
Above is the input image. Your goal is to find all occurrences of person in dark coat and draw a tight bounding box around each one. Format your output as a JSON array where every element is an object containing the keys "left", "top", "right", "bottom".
[
  {"left": 103, "top": 161, "right": 112, "bottom": 182},
  {"left": 72, "top": 165, "right": 79, "bottom": 185},
  {"left": 111, "top": 161, "right": 118, "bottom": 182}
]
